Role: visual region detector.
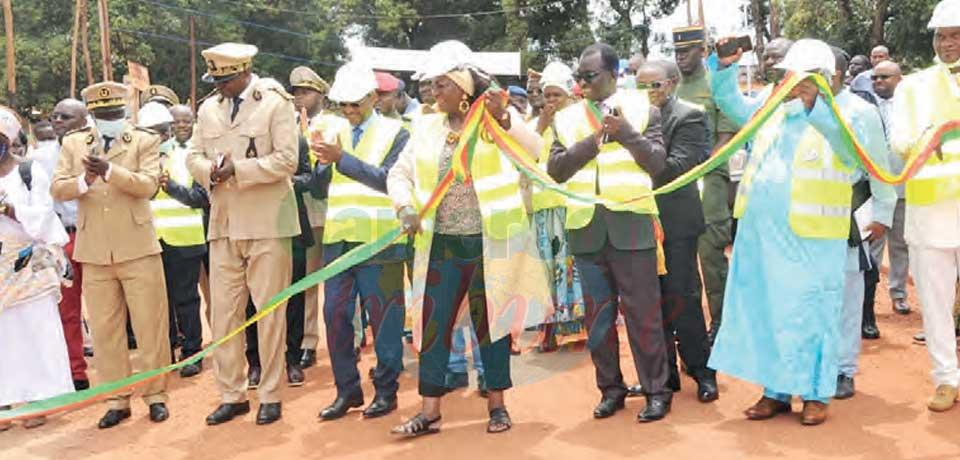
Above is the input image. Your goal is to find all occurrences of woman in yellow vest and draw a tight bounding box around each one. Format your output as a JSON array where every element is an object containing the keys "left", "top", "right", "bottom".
[
  {"left": 529, "top": 62, "right": 586, "bottom": 352},
  {"left": 387, "top": 42, "right": 551, "bottom": 437}
]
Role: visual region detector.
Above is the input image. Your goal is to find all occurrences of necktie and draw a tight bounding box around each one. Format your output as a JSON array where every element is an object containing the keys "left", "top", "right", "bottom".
[
  {"left": 352, "top": 126, "right": 363, "bottom": 148},
  {"left": 103, "top": 136, "right": 113, "bottom": 153},
  {"left": 230, "top": 97, "right": 242, "bottom": 122}
]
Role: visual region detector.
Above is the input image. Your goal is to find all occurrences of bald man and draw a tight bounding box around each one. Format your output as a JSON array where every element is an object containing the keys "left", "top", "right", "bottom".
[
  {"left": 48, "top": 98, "right": 92, "bottom": 390},
  {"left": 870, "top": 45, "right": 891, "bottom": 67}
]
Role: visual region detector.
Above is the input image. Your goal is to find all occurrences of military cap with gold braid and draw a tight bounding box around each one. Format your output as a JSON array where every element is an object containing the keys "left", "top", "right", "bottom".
[
  {"left": 82, "top": 81, "right": 129, "bottom": 110},
  {"left": 143, "top": 84, "right": 180, "bottom": 106},
  {"left": 672, "top": 25, "right": 706, "bottom": 49},
  {"left": 201, "top": 43, "right": 258, "bottom": 84},
  {"left": 289, "top": 66, "right": 329, "bottom": 94}
]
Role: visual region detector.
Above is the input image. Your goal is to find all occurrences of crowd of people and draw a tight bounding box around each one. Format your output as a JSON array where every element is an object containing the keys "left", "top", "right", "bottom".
[{"left": 0, "top": 0, "right": 959, "bottom": 439}]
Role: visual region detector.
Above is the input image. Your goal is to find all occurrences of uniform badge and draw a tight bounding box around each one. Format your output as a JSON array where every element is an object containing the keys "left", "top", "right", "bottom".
[
  {"left": 85, "top": 134, "right": 95, "bottom": 145},
  {"left": 150, "top": 87, "right": 158, "bottom": 96},
  {"left": 122, "top": 133, "right": 133, "bottom": 143},
  {"left": 98, "top": 87, "right": 111, "bottom": 98},
  {"left": 253, "top": 90, "right": 262, "bottom": 101}
]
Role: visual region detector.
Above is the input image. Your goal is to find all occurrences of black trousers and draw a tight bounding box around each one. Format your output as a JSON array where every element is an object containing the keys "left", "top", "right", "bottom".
[
  {"left": 246, "top": 245, "right": 307, "bottom": 368},
  {"left": 661, "top": 237, "right": 713, "bottom": 387},
  {"left": 419, "top": 234, "right": 511, "bottom": 397},
  {"left": 161, "top": 243, "right": 204, "bottom": 360},
  {"left": 575, "top": 243, "right": 670, "bottom": 400}
]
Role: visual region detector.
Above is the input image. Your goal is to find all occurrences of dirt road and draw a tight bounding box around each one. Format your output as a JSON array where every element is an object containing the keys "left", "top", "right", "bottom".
[{"left": 3, "top": 277, "right": 960, "bottom": 460}]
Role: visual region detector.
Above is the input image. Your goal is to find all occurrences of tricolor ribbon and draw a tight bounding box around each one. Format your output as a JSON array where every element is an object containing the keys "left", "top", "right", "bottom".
[{"left": 4, "top": 79, "right": 956, "bottom": 423}]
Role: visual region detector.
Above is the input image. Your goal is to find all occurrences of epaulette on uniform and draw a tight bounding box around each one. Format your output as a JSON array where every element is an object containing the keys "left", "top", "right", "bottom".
[
  {"left": 198, "top": 88, "right": 221, "bottom": 106},
  {"left": 63, "top": 125, "right": 91, "bottom": 138},
  {"left": 677, "top": 98, "right": 706, "bottom": 113},
  {"left": 135, "top": 126, "right": 159, "bottom": 136}
]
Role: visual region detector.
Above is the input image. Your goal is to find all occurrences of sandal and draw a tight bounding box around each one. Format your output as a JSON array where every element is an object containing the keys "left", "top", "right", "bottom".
[
  {"left": 390, "top": 413, "right": 441, "bottom": 438},
  {"left": 487, "top": 407, "right": 512, "bottom": 434}
]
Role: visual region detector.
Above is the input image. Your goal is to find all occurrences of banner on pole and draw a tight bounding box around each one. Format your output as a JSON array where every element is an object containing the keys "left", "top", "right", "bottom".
[{"left": 126, "top": 61, "right": 150, "bottom": 91}]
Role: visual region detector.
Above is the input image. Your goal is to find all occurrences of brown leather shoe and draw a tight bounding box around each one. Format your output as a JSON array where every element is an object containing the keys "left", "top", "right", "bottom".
[
  {"left": 744, "top": 396, "right": 792, "bottom": 420},
  {"left": 801, "top": 401, "right": 828, "bottom": 426}
]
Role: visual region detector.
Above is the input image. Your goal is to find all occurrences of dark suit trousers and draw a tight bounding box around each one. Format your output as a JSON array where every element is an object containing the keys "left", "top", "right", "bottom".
[
  {"left": 661, "top": 237, "right": 713, "bottom": 386},
  {"left": 161, "top": 242, "right": 204, "bottom": 359},
  {"left": 246, "top": 245, "right": 307, "bottom": 368},
  {"left": 323, "top": 245, "right": 405, "bottom": 399},
  {"left": 576, "top": 243, "right": 670, "bottom": 399}
]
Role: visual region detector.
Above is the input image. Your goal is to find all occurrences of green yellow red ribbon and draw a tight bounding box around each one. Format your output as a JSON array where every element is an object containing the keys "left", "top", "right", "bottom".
[{"left": 4, "top": 78, "right": 957, "bottom": 423}]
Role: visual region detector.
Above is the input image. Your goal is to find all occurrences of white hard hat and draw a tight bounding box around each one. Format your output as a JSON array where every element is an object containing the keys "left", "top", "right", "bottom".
[
  {"left": 421, "top": 40, "right": 474, "bottom": 80},
  {"left": 540, "top": 61, "right": 575, "bottom": 95},
  {"left": 328, "top": 61, "right": 378, "bottom": 104},
  {"left": 137, "top": 102, "right": 173, "bottom": 129},
  {"left": 774, "top": 39, "right": 836, "bottom": 77},
  {"left": 929, "top": 0, "right": 960, "bottom": 28}
]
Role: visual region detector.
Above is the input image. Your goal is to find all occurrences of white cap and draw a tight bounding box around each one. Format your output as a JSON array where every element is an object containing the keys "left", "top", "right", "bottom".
[
  {"left": 421, "top": 40, "right": 474, "bottom": 80},
  {"left": 328, "top": 62, "right": 378, "bottom": 104},
  {"left": 774, "top": 39, "right": 836, "bottom": 77},
  {"left": 540, "top": 62, "right": 575, "bottom": 95},
  {"left": 0, "top": 108, "right": 20, "bottom": 143},
  {"left": 929, "top": 0, "right": 960, "bottom": 28},
  {"left": 137, "top": 102, "right": 173, "bottom": 129}
]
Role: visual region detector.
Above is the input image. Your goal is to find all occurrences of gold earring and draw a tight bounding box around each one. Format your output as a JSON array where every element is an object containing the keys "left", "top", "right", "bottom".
[{"left": 459, "top": 96, "right": 470, "bottom": 113}]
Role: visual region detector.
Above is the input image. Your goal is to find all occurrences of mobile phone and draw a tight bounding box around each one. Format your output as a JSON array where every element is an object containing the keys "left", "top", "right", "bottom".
[{"left": 717, "top": 36, "right": 753, "bottom": 58}]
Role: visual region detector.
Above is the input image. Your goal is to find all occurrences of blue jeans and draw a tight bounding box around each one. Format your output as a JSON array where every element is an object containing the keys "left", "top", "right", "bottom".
[{"left": 448, "top": 325, "right": 484, "bottom": 375}]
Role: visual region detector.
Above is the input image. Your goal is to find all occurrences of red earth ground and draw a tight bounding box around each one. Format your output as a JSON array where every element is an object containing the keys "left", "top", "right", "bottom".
[{"left": 2, "top": 274, "right": 960, "bottom": 460}]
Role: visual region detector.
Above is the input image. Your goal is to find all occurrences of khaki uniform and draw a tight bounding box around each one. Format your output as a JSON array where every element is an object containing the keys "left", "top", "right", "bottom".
[
  {"left": 51, "top": 123, "right": 170, "bottom": 411},
  {"left": 187, "top": 76, "right": 300, "bottom": 404}
]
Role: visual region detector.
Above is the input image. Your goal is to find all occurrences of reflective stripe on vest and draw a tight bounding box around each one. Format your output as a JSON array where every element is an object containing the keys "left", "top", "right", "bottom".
[
  {"left": 531, "top": 126, "right": 567, "bottom": 211},
  {"left": 734, "top": 109, "right": 853, "bottom": 239},
  {"left": 152, "top": 145, "right": 206, "bottom": 246},
  {"left": 412, "top": 114, "right": 528, "bottom": 240},
  {"left": 323, "top": 116, "right": 402, "bottom": 244},
  {"left": 553, "top": 89, "right": 656, "bottom": 230},
  {"left": 900, "top": 66, "right": 960, "bottom": 207}
]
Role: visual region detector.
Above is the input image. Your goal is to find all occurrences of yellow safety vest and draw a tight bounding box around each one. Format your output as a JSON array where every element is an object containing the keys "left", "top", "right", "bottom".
[
  {"left": 323, "top": 116, "right": 402, "bottom": 244},
  {"left": 152, "top": 144, "right": 206, "bottom": 247},
  {"left": 734, "top": 109, "right": 855, "bottom": 239},
  {"left": 552, "top": 89, "right": 657, "bottom": 229},
  {"left": 893, "top": 65, "right": 960, "bottom": 207},
  {"left": 412, "top": 114, "right": 528, "bottom": 240},
  {"left": 531, "top": 125, "right": 567, "bottom": 211}
]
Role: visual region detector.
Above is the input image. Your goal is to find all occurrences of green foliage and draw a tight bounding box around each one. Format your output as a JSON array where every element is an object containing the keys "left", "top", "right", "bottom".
[{"left": 781, "top": 0, "right": 939, "bottom": 70}]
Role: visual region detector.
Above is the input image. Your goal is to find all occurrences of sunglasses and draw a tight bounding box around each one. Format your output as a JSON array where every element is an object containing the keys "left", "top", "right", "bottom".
[
  {"left": 574, "top": 70, "right": 603, "bottom": 84},
  {"left": 870, "top": 74, "right": 896, "bottom": 81},
  {"left": 341, "top": 97, "right": 368, "bottom": 109},
  {"left": 636, "top": 80, "right": 671, "bottom": 90}
]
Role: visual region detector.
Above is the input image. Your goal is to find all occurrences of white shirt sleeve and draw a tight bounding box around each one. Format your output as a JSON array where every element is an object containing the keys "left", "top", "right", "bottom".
[{"left": 77, "top": 175, "right": 89, "bottom": 195}]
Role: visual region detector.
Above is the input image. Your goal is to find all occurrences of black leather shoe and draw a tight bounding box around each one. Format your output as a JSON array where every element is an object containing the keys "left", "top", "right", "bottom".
[
  {"left": 626, "top": 384, "right": 644, "bottom": 398},
  {"left": 97, "top": 408, "right": 131, "bottom": 429},
  {"left": 247, "top": 366, "right": 261, "bottom": 390},
  {"left": 893, "top": 299, "right": 911, "bottom": 315},
  {"left": 593, "top": 396, "right": 625, "bottom": 419},
  {"left": 697, "top": 376, "right": 720, "bottom": 403},
  {"left": 205, "top": 401, "right": 251, "bottom": 425},
  {"left": 835, "top": 374, "right": 855, "bottom": 399},
  {"left": 319, "top": 393, "right": 364, "bottom": 421},
  {"left": 180, "top": 362, "right": 202, "bottom": 378},
  {"left": 256, "top": 402, "right": 282, "bottom": 425},
  {"left": 862, "top": 324, "right": 880, "bottom": 340},
  {"left": 148, "top": 403, "right": 169, "bottom": 422},
  {"left": 287, "top": 364, "right": 305, "bottom": 387},
  {"left": 637, "top": 396, "right": 672, "bottom": 423},
  {"left": 666, "top": 373, "right": 682, "bottom": 392},
  {"left": 299, "top": 349, "right": 317, "bottom": 369},
  {"left": 74, "top": 379, "right": 90, "bottom": 391},
  {"left": 363, "top": 395, "right": 398, "bottom": 418}
]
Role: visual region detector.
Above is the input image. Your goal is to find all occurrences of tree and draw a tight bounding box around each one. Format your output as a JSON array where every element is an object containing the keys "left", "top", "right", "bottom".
[{"left": 596, "top": 0, "right": 681, "bottom": 57}]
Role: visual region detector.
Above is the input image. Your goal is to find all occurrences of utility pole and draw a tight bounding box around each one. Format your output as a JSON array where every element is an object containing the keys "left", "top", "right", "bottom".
[
  {"left": 96, "top": 0, "right": 113, "bottom": 81},
  {"left": 71, "top": 0, "right": 82, "bottom": 97},
  {"left": 190, "top": 16, "right": 197, "bottom": 113},
  {"left": 2, "top": 0, "right": 15, "bottom": 107}
]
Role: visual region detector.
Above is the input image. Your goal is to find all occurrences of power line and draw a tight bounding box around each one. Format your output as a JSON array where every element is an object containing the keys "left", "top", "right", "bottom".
[
  {"left": 113, "top": 28, "right": 340, "bottom": 68},
  {"left": 132, "top": 0, "right": 314, "bottom": 39},
  {"left": 190, "top": 0, "right": 568, "bottom": 20}
]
